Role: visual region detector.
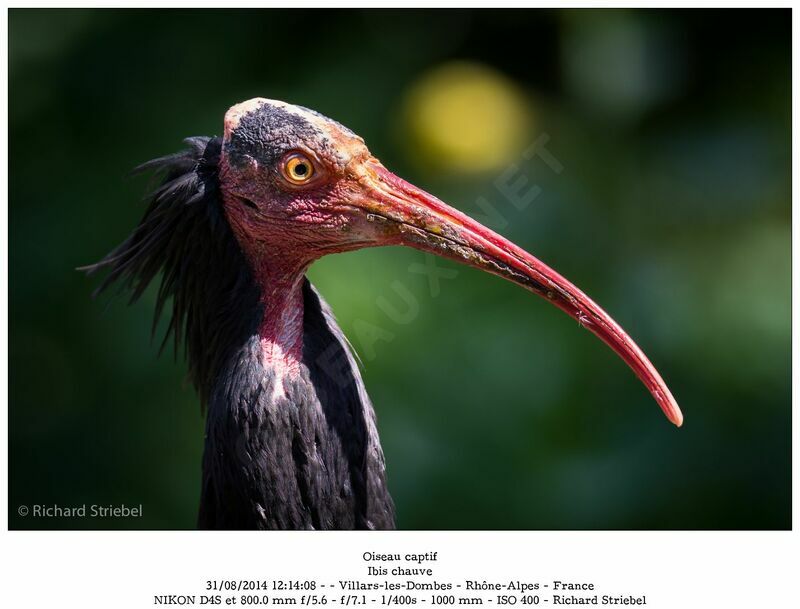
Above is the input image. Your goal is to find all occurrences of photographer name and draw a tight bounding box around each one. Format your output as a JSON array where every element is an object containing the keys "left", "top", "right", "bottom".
[{"left": 28, "top": 503, "right": 143, "bottom": 518}]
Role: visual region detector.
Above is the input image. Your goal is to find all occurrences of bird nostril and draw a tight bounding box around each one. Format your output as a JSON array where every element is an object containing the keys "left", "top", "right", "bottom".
[{"left": 237, "top": 196, "right": 258, "bottom": 210}]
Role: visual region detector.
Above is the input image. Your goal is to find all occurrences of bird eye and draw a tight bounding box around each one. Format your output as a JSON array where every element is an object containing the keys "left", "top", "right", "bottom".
[{"left": 282, "top": 152, "right": 316, "bottom": 185}]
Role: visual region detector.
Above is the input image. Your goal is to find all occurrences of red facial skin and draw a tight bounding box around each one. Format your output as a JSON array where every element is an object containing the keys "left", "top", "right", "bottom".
[
  {"left": 218, "top": 100, "right": 682, "bottom": 426},
  {"left": 219, "top": 129, "right": 370, "bottom": 381}
]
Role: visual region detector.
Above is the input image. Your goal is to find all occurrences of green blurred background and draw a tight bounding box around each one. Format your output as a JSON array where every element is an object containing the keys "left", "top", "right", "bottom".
[{"left": 9, "top": 9, "right": 790, "bottom": 529}]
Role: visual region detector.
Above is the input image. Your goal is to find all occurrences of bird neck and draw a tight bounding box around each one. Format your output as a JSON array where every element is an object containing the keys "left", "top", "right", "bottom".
[
  {"left": 249, "top": 256, "right": 309, "bottom": 380},
  {"left": 221, "top": 196, "right": 316, "bottom": 379}
]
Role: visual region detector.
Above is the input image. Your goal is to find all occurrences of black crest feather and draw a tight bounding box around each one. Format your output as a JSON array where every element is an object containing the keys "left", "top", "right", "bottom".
[{"left": 84, "top": 137, "right": 261, "bottom": 405}]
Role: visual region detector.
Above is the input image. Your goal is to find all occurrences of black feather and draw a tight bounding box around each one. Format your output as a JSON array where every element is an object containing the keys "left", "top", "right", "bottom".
[
  {"left": 197, "top": 280, "right": 395, "bottom": 530},
  {"left": 83, "top": 136, "right": 262, "bottom": 406}
]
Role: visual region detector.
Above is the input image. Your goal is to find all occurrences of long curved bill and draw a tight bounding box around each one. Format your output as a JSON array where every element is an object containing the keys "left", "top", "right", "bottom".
[{"left": 352, "top": 159, "right": 683, "bottom": 427}]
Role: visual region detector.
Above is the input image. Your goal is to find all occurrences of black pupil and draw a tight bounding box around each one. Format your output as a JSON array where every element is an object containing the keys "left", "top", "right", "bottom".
[{"left": 294, "top": 163, "right": 308, "bottom": 176}]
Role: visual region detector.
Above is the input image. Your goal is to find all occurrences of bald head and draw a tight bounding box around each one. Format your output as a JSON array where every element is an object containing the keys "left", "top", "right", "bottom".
[
  {"left": 222, "top": 98, "right": 364, "bottom": 171},
  {"left": 216, "top": 97, "right": 385, "bottom": 262}
]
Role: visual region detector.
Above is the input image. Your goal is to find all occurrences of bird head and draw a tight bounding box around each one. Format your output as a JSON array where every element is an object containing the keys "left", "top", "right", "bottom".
[{"left": 217, "top": 98, "right": 682, "bottom": 427}]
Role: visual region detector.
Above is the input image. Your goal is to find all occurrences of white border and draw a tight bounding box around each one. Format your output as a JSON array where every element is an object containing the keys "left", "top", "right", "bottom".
[{"left": 1, "top": 3, "right": 796, "bottom": 608}]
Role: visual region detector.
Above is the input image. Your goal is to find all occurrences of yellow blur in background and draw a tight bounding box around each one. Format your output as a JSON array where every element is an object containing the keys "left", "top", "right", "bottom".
[{"left": 402, "top": 62, "right": 534, "bottom": 174}]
